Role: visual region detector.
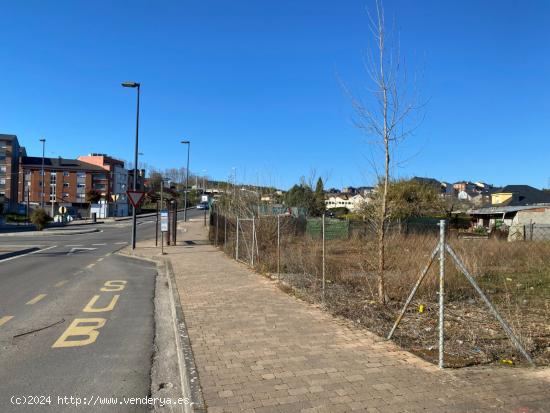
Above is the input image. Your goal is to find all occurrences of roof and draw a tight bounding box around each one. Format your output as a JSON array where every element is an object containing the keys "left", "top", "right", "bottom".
[
  {"left": 469, "top": 204, "right": 550, "bottom": 215},
  {"left": 493, "top": 185, "right": 550, "bottom": 206},
  {"left": 20, "top": 157, "right": 106, "bottom": 171},
  {"left": 0, "top": 134, "right": 18, "bottom": 142}
]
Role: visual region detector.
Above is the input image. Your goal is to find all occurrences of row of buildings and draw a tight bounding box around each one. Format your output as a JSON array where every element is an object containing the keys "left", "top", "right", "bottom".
[
  {"left": 0, "top": 134, "right": 144, "bottom": 217},
  {"left": 323, "top": 179, "right": 550, "bottom": 237}
]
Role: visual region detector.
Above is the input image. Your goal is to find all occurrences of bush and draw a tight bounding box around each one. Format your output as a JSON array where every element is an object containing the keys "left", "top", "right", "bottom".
[
  {"left": 5, "top": 213, "right": 27, "bottom": 223},
  {"left": 30, "top": 209, "right": 51, "bottom": 231}
]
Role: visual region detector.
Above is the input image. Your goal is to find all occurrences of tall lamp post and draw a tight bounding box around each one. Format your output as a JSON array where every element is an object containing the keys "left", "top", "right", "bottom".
[
  {"left": 39, "top": 138, "right": 46, "bottom": 208},
  {"left": 181, "top": 140, "right": 190, "bottom": 221},
  {"left": 121, "top": 81, "right": 140, "bottom": 249}
]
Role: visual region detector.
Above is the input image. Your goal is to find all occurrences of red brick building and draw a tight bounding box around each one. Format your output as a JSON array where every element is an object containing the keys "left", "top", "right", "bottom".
[{"left": 18, "top": 157, "right": 106, "bottom": 211}]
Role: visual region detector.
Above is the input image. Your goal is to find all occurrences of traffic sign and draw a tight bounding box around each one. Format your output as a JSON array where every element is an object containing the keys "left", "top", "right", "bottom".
[
  {"left": 160, "top": 210, "right": 169, "bottom": 232},
  {"left": 58, "top": 206, "right": 67, "bottom": 214},
  {"left": 126, "top": 191, "right": 145, "bottom": 208}
]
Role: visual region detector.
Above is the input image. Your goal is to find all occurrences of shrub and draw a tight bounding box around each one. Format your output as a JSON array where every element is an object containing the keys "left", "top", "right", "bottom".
[{"left": 30, "top": 208, "right": 51, "bottom": 231}]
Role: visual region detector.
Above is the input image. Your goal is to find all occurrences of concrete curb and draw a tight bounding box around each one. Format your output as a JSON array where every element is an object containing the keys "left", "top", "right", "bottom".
[
  {"left": 0, "top": 247, "right": 40, "bottom": 261},
  {"left": 164, "top": 259, "right": 206, "bottom": 413},
  {"left": 0, "top": 228, "right": 100, "bottom": 237},
  {"left": 117, "top": 248, "right": 205, "bottom": 413}
]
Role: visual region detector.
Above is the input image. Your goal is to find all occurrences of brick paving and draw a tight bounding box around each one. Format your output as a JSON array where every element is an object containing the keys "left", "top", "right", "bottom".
[{"left": 131, "top": 220, "right": 550, "bottom": 413}]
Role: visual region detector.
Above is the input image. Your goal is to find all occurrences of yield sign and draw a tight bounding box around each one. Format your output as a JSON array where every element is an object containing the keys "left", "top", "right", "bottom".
[{"left": 126, "top": 190, "right": 146, "bottom": 208}]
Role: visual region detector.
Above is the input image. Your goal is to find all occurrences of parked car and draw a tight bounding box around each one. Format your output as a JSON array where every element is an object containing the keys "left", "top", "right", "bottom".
[{"left": 196, "top": 202, "right": 209, "bottom": 210}]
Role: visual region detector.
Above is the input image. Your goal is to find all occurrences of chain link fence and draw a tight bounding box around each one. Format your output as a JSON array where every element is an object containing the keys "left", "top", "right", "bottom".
[{"left": 209, "top": 205, "right": 550, "bottom": 368}]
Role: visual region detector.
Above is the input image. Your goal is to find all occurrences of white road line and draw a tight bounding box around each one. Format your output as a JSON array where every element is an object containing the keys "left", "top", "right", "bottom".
[
  {"left": 97, "top": 257, "right": 104, "bottom": 262},
  {"left": 66, "top": 244, "right": 83, "bottom": 247},
  {"left": 114, "top": 242, "right": 128, "bottom": 245},
  {"left": 0, "top": 245, "right": 57, "bottom": 263},
  {"left": 86, "top": 263, "right": 95, "bottom": 269},
  {"left": 92, "top": 243, "right": 106, "bottom": 246}
]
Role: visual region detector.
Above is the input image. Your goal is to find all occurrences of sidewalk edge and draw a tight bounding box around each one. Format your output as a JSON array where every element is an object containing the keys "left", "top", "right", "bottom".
[{"left": 164, "top": 258, "right": 206, "bottom": 413}]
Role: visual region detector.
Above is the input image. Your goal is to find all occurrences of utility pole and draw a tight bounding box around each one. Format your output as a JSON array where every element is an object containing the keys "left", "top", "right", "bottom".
[
  {"left": 181, "top": 140, "right": 190, "bottom": 221},
  {"left": 121, "top": 81, "right": 141, "bottom": 250}
]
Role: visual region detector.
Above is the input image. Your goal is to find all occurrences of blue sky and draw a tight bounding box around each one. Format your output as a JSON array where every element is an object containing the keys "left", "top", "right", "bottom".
[{"left": 1, "top": 0, "right": 549, "bottom": 190}]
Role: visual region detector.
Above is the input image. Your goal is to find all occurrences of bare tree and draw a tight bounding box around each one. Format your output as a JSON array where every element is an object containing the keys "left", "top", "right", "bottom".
[{"left": 343, "top": 0, "right": 424, "bottom": 304}]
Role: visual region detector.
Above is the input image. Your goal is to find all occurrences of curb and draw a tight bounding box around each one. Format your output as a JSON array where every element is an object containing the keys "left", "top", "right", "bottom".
[
  {"left": 118, "top": 248, "right": 205, "bottom": 412},
  {"left": 0, "top": 247, "right": 40, "bottom": 261},
  {"left": 164, "top": 259, "right": 206, "bottom": 413},
  {"left": 0, "top": 228, "right": 100, "bottom": 237}
]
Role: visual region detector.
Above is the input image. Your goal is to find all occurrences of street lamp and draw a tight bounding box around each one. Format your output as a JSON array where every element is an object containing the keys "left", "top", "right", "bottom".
[
  {"left": 181, "top": 140, "right": 190, "bottom": 221},
  {"left": 39, "top": 138, "right": 46, "bottom": 208},
  {"left": 121, "top": 81, "right": 140, "bottom": 249}
]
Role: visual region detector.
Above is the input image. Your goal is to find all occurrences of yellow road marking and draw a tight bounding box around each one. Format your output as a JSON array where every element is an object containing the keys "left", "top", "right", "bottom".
[
  {"left": 26, "top": 294, "right": 47, "bottom": 305},
  {"left": 0, "top": 316, "right": 14, "bottom": 327},
  {"left": 100, "top": 280, "right": 127, "bottom": 292},
  {"left": 55, "top": 280, "right": 69, "bottom": 287},
  {"left": 83, "top": 294, "right": 120, "bottom": 313},
  {"left": 52, "top": 318, "right": 106, "bottom": 348}
]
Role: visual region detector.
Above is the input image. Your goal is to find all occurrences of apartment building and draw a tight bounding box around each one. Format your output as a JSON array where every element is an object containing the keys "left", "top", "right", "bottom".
[
  {"left": 18, "top": 157, "right": 105, "bottom": 211},
  {"left": 77, "top": 153, "right": 129, "bottom": 216},
  {"left": 0, "top": 134, "right": 25, "bottom": 212}
]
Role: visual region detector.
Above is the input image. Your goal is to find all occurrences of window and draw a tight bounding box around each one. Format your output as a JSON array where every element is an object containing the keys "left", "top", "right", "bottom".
[
  {"left": 0, "top": 166, "right": 6, "bottom": 173},
  {"left": 63, "top": 193, "right": 70, "bottom": 198},
  {"left": 77, "top": 173, "right": 86, "bottom": 179},
  {"left": 63, "top": 171, "right": 70, "bottom": 177},
  {"left": 63, "top": 182, "right": 70, "bottom": 188},
  {"left": 77, "top": 183, "right": 86, "bottom": 188},
  {"left": 0, "top": 179, "right": 5, "bottom": 185},
  {"left": 49, "top": 193, "right": 56, "bottom": 201}
]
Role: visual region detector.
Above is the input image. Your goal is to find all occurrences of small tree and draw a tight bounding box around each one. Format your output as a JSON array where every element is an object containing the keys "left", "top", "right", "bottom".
[
  {"left": 284, "top": 181, "right": 316, "bottom": 215},
  {"left": 86, "top": 189, "right": 102, "bottom": 204},
  {"left": 343, "top": 1, "right": 424, "bottom": 303},
  {"left": 313, "top": 178, "right": 326, "bottom": 216},
  {"left": 30, "top": 208, "right": 51, "bottom": 231}
]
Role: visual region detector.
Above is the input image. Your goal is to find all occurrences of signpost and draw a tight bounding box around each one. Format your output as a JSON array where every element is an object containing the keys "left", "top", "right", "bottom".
[
  {"left": 160, "top": 209, "right": 168, "bottom": 255},
  {"left": 58, "top": 206, "right": 68, "bottom": 223},
  {"left": 126, "top": 191, "right": 145, "bottom": 209},
  {"left": 126, "top": 190, "right": 145, "bottom": 247}
]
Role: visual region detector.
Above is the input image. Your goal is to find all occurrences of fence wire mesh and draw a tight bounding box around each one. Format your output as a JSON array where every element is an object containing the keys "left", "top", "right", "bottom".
[{"left": 209, "top": 207, "right": 549, "bottom": 367}]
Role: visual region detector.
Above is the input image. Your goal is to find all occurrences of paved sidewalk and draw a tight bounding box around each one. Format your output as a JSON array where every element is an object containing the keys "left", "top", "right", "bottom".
[{"left": 132, "top": 220, "right": 549, "bottom": 413}]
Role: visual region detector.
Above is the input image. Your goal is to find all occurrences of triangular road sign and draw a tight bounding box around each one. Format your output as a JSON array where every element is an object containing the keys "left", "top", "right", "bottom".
[{"left": 126, "top": 190, "right": 146, "bottom": 208}]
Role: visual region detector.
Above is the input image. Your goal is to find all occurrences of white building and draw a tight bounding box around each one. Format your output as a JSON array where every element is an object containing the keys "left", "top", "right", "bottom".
[{"left": 325, "top": 194, "right": 366, "bottom": 212}]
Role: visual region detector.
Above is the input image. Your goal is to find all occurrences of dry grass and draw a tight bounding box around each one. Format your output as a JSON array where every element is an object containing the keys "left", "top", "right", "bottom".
[{"left": 210, "top": 214, "right": 550, "bottom": 367}]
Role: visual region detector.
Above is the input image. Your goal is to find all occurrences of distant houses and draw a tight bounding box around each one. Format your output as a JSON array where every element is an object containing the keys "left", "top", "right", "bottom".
[{"left": 468, "top": 185, "right": 550, "bottom": 238}]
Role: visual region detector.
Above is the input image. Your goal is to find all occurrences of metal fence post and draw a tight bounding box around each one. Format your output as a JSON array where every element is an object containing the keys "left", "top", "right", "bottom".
[
  {"left": 236, "top": 217, "right": 239, "bottom": 260},
  {"left": 322, "top": 214, "right": 326, "bottom": 300},
  {"left": 438, "top": 219, "right": 446, "bottom": 369},
  {"left": 277, "top": 215, "right": 281, "bottom": 279},
  {"left": 251, "top": 216, "right": 255, "bottom": 267}
]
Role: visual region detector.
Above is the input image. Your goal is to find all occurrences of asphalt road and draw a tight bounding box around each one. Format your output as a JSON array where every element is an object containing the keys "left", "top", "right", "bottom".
[{"left": 0, "top": 208, "right": 204, "bottom": 412}]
